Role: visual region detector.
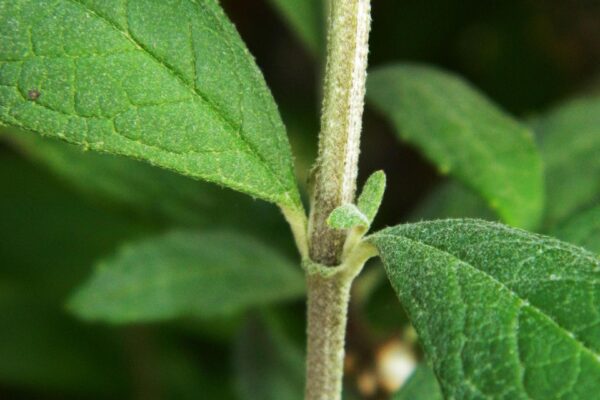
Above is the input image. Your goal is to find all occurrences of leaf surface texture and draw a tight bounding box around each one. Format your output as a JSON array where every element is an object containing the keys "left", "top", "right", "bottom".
[
  {"left": 0, "top": 0, "right": 301, "bottom": 208},
  {"left": 371, "top": 219, "right": 600, "bottom": 399}
]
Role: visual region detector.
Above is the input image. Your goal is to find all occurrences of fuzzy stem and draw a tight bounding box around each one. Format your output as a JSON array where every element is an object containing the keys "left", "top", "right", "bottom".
[
  {"left": 304, "top": 243, "right": 377, "bottom": 400},
  {"left": 305, "top": 269, "right": 352, "bottom": 400},
  {"left": 308, "top": 0, "right": 372, "bottom": 266}
]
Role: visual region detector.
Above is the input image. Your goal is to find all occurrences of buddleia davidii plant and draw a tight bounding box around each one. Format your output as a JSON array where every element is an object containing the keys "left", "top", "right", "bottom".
[{"left": 1, "top": 1, "right": 599, "bottom": 400}]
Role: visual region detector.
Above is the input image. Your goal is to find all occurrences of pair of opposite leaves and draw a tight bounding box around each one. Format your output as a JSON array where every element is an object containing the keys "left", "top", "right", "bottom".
[{"left": 1, "top": 1, "right": 598, "bottom": 399}]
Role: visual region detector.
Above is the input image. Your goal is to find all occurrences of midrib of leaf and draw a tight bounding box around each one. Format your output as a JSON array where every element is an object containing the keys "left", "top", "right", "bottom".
[
  {"left": 67, "top": 0, "right": 297, "bottom": 206},
  {"left": 374, "top": 232, "right": 600, "bottom": 364}
]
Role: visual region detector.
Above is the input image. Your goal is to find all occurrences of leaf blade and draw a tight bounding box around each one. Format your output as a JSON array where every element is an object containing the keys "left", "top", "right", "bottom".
[
  {"left": 267, "top": 0, "right": 324, "bottom": 55},
  {"left": 327, "top": 203, "right": 369, "bottom": 230},
  {"left": 69, "top": 231, "right": 305, "bottom": 323},
  {"left": 550, "top": 204, "right": 600, "bottom": 254},
  {"left": 371, "top": 219, "right": 600, "bottom": 399},
  {"left": 367, "top": 64, "right": 544, "bottom": 229},
  {"left": 533, "top": 96, "right": 600, "bottom": 228},
  {"left": 0, "top": 0, "right": 301, "bottom": 209},
  {"left": 357, "top": 170, "right": 386, "bottom": 223}
]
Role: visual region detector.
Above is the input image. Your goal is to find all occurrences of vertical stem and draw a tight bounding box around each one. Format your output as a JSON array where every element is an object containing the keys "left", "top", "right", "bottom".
[
  {"left": 304, "top": 0, "right": 372, "bottom": 399},
  {"left": 305, "top": 270, "right": 353, "bottom": 400},
  {"left": 308, "top": 0, "right": 372, "bottom": 266},
  {"left": 304, "top": 244, "right": 377, "bottom": 400}
]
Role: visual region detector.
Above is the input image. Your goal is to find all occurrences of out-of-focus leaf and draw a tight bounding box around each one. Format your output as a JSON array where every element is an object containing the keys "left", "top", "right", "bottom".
[
  {"left": 550, "top": 204, "right": 600, "bottom": 254},
  {"left": 69, "top": 231, "right": 305, "bottom": 323},
  {"left": 0, "top": 0, "right": 302, "bottom": 210},
  {"left": 532, "top": 96, "right": 600, "bottom": 228},
  {"left": 392, "top": 364, "right": 442, "bottom": 400},
  {"left": 4, "top": 131, "right": 290, "bottom": 243},
  {"left": 409, "top": 180, "right": 496, "bottom": 222},
  {"left": 0, "top": 150, "right": 148, "bottom": 298},
  {"left": 234, "top": 313, "right": 305, "bottom": 400},
  {"left": 371, "top": 219, "right": 600, "bottom": 399},
  {"left": 367, "top": 64, "right": 544, "bottom": 229},
  {"left": 267, "top": 0, "right": 324, "bottom": 55}
]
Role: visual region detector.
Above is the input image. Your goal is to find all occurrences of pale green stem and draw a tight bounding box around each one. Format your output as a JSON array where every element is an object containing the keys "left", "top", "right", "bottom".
[
  {"left": 304, "top": 0, "right": 372, "bottom": 398},
  {"left": 308, "top": 0, "right": 372, "bottom": 266},
  {"left": 304, "top": 243, "right": 377, "bottom": 400}
]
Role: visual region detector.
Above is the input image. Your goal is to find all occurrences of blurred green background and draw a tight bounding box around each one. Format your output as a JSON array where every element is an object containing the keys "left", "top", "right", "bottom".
[{"left": 1, "top": 0, "right": 598, "bottom": 399}]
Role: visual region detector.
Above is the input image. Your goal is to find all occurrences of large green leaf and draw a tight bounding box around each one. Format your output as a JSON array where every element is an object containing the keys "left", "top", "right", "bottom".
[
  {"left": 234, "top": 313, "right": 305, "bottom": 400},
  {"left": 267, "top": 0, "right": 324, "bottom": 55},
  {"left": 0, "top": 0, "right": 302, "bottom": 210},
  {"left": 367, "top": 64, "right": 544, "bottom": 229},
  {"left": 392, "top": 364, "right": 442, "bottom": 400},
  {"left": 69, "top": 231, "right": 305, "bottom": 323},
  {"left": 409, "top": 180, "right": 496, "bottom": 222},
  {"left": 371, "top": 219, "right": 600, "bottom": 399},
  {"left": 532, "top": 96, "right": 600, "bottom": 228},
  {"left": 550, "top": 204, "right": 600, "bottom": 254}
]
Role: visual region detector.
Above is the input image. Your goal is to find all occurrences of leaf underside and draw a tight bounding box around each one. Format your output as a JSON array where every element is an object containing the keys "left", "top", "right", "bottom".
[
  {"left": 0, "top": 0, "right": 301, "bottom": 209},
  {"left": 372, "top": 219, "right": 600, "bottom": 399},
  {"left": 69, "top": 231, "right": 305, "bottom": 323},
  {"left": 367, "top": 64, "right": 544, "bottom": 230}
]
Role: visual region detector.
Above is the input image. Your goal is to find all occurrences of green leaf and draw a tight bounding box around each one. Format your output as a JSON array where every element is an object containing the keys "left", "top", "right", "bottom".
[
  {"left": 267, "top": 0, "right": 324, "bottom": 55},
  {"left": 0, "top": 0, "right": 302, "bottom": 210},
  {"left": 532, "top": 96, "right": 600, "bottom": 228},
  {"left": 371, "top": 219, "right": 600, "bottom": 399},
  {"left": 550, "top": 204, "right": 600, "bottom": 254},
  {"left": 234, "top": 313, "right": 305, "bottom": 400},
  {"left": 0, "top": 150, "right": 148, "bottom": 299},
  {"left": 392, "top": 364, "right": 442, "bottom": 400},
  {"left": 69, "top": 231, "right": 305, "bottom": 323},
  {"left": 327, "top": 203, "right": 369, "bottom": 229},
  {"left": 409, "top": 180, "right": 496, "bottom": 222},
  {"left": 357, "top": 170, "right": 386, "bottom": 223},
  {"left": 367, "top": 64, "right": 544, "bottom": 229}
]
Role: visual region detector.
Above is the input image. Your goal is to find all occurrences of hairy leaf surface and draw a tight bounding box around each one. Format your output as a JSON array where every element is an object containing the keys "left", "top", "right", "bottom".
[
  {"left": 69, "top": 231, "right": 305, "bottom": 323},
  {"left": 0, "top": 0, "right": 301, "bottom": 209},
  {"left": 327, "top": 203, "right": 369, "bottom": 229},
  {"left": 371, "top": 219, "right": 600, "bottom": 399},
  {"left": 367, "top": 64, "right": 543, "bottom": 229}
]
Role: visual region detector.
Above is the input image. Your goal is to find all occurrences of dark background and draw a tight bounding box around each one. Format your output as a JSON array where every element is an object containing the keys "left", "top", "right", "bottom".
[{"left": 0, "top": 0, "right": 598, "bottom": 398}]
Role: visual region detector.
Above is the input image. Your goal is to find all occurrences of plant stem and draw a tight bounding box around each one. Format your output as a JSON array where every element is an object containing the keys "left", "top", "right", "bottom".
[
  {"left": 308, "top": 0, "right": 372, "bottom": 266},
  {"left": 304, "top": 0, "right": 372, "bottom": 399},
  {"left": 304, "top": 244, "right": 377, "bottom": 400},
  {"left": 305, "top": 268, "right": 352, "bottom": 400}
]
